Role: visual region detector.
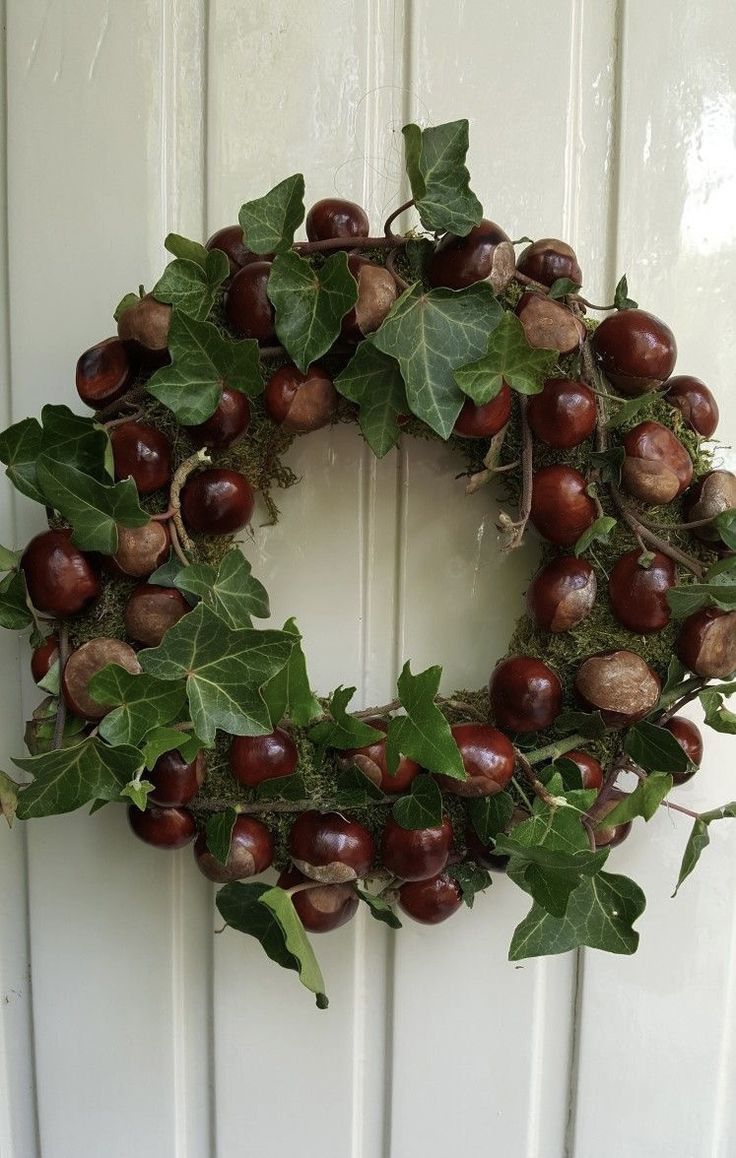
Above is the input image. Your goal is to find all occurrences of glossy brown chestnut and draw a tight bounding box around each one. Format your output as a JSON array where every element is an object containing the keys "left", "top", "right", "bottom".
[
  {"left": 666, "top": 375, "right": 719, "bottom": 438},
  {"left": 381, "top": 815, "right": 453, "bottom": 882},
  {"left": 527, "top": 378, "right": 596, "bottom": 448},
  {"left": 76, "top": 337, "right": 135, "bottom": 409},
  {"left": 305, "top": 198, "right": 370, "bottom": 242},
  {"left": 224, "top": 261, "right": 276, "bottom": 343},
  {"left": 575, "top": 650, "right": 661, "bottom": 726},
  {"left": 677, "top": 607, "right": 736, "bottom": 678},
  {"left": 340, "top": 718, "right": 420, "bottom": 795},
  {"left": 124, "top": 584, "right": 190, "bottom": 647},
  {"left": 529, "top": 465, "right": 597, "bottom": 547},
  {"left": 590, "top": 790, "right": 632, "bottom": 848},
  {"left": 229, "top": 728, "right": 299, "bottom": 788},
  {"left": 277, "top": 867, "right": 359, "bottom": 933},
  {"left": 110, "top": 421, "right": 172, "bottom": 495},
  {"left": 398, "top": 872, "right": 463, "bottom": 925},
  {"left": 62, "top": 638, "right": 142, "bottom": 719},
  {"left": 427, "top": 218, "right": 513, "bottom": 291},
  {"left": 608, "top": 549, "right": 676, "bottom": 634},
  {"left": 453, "top": 386, "right": 512, "bottom": 439},
  {"left": 111, "top": 519, "right": 169, "bottom": 578},
  {"left": 684, "top": 471, "right": 736, "bottom": 542},
  {"left": 187, "top": 389, "right": 251, "bottom": 449},
  {"left": 662, "top": 716, "right": 703, "bottom": 784},
  {"left": 195, "top": 816, "right": 274, "bottom": 882},
  {"left": 564, "top": 749, "right": 604, "bottom": 790},
  {"left": 117, "top": 294, "right": 171, "bottom": 352},
  {"left": 128, "top": 804, "right": 196, "bottom": 850},
  {"left": 435, "top": 723, "right": 515, "bottom": 796},
  {"left": 621, "top": 421, "right": 693, "bottom": 505},
  {"left": 264, "top": 365, "right": 338, "bottom": 433},
  {"left": 31, "top": 634, "right": 59, "bottom": 684},
  {"left": 288, "top": 811, "right": 374, "bottom": 883},
  {"left": 526, "top": 556, "right": 597, "bottom": 633},
  {"left": 205, "top": 225, "right": 271, "bottom": 275},
  {"left": 148, "top": 749, "right": 205, "bottom": 807},
  {"left": 180, "top": 468, "right": 255, "bottom": 535},
  {"left": 341, "top": 255, "right": 397, "bottom": 341},
  {"left": 515, "top": 292, "right": 586, "bottom": 355},
  {"left": 21, "top": 529, "right": 101, "bottom": 617},
  {"left": 489, "top": 656, "right": 562, "bottom": 733},
  {"left": 591, "top": 309, "right": 677, "bottom": 396},
  {"left": 517, "top": 238, "right": 582, "bottom": 288}
]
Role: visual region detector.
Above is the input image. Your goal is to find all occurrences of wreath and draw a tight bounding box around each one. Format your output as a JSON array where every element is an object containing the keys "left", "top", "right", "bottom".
[{"left": 1, "top": 118, "right": 735, "bottom": 1009}]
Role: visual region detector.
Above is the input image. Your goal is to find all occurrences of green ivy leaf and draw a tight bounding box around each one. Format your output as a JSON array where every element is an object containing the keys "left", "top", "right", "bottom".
[
  {"left": 574, "top": 515, "right": 617, "bottom": 557},
  {"left": 372, "top": 283, "right": 502, "bottom": 438},
  {"left": 216, "top": 881, "right": 328, "bottom": 1008},
  {"left": 14, "top": 738, "right": 142, "bottom": 819},
  {"left": 667, "top": 583, "right": 736, "bottom": 618},
  {"left": 705, "top": 556, "right": 736, "bottom": 583},
  {"left": 553, "top": 710, "right": 606, "bottom": 739},
  {"left": 385, "top": 662, "right": 465, "bottom": 779},
  {"left": 40, "top": 405, "right": 109, "bottom": 479},
  {"left": 138, "top": 603, "right": 294, "bottom": 746},
  {"left": 239, "top": 175, "right": 306, "bottom": 255},
  {"left": 114, "top": 292, "right": 141, "bottom": 323},
  {"left": 661, "top": 656, "right": 689, "bottom": 699},
  {"left": 146, "top": 311, "right": 263, "bottom": 425},
  {"left": 699, "top": 689, "right": 736, "bottom": 734},
  {"left": 590, "top": 447, "right": 625, "bottom": 484},
  {"left": 454, "top": 311, "right": 557, "bottom": 404},
  {"left": 356, "top": 889, "right": 402, "bottom": 929},
  {"left": 614, "top": 275, "right": 638, "bottom": 311},
  {"left": 624, "top": 721, "right": 690, "bottom": 775},
  {"left": 714, "top": 511, "right": 736, "bottom": 551},
  {"left": 673, "top": 802, "right": 736, "bottom": 895},
  {"left": 164, "top": 233, "right": 211, "bottom": 269},
  {"left": 447, "top": 862, "right": 492, "bottom": 908},
  {"left": 261, "top": 618, "right": 321, "bottom": 727},
  {"left": 545, "top": 757, "right": 584, "bottom": 790},
  {"left": 0, "top": 570, "right": 32, "bottom": 630},
  {"left": 141, "top": 726, "right": 203, "bottom": 770},
  {"left": 308, "top": 687, "right": 384, "bottom": 754},
  {"left": 148, "top": 552, "right": 187, "bottom": 589},
  {"left": 23, "top": 697, "right": 87, "bottom": 755},
  {"left": 152, "top": 252, "right": 228, "bottom": 321},
  {"left": 467, "top": 791, "right": 515, "bottom": 845},
  {"left": 120, "top": 778, "right": 154, "bottom": 811},
  {"left": 391, "top": 773, "right": 443, "bottom": 830},
  {"left": 267, "top": 250, "right": 358, "bottom": 372},
  {"left": 598, "top": 773, "right": 673, "bottom": 829},
  {"left": 0, "top": 417, "right": 44, "bottom": 502},
  {"left": 206, "top": 808, "right": 237, "bottom": 865},
  {"left": 0, "top": 544, "right": 19, "bottom": 572},
  {"left": 509, "top": 870, "right": 646, "bottom": 959},
  {"left": 402, "top": 119, "right": 483, "bottom": 236},
  {"left": 606, "top": 392, "right": 657, "bottom": 430},
  {"left": 547, "top": 277, "right": 581, "bottom": 300},
  {"left": 253, "top": 772, "right": 308, "bottom": 802},
  {"left": 334, "top": 343, "right": 408, "bottom": 458},
  {"left": 331, "top": 764, "right": 386, "bottom": 807},
  {"left": 37, "top": 458, "right": 148, "bottom": 554},
  {"left": 0, "top": 769, "right": 20, "bottom": 827},
  {"left": 87, "top": 665, "right": 188, "bottom": 747},
  {"left": 174, "top": 549, "right": 270, "bottom": 629}
]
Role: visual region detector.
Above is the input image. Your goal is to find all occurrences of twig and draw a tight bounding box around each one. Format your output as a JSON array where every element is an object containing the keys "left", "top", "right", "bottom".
[
  {"left": 94, "top": 385, "right": 149, "bottom": 423},
  {"left": 499, "top": 396, "right": 533, "bottom": 550},
  {"left": 104, "top": 409, "right": 144, "bottom": 430},
  {"left": 385, "top": 248, "right": 410, "bottom": 292},
  {"left": 514, "top": 748, "right": 559, "bottom": 809},
  {"left": 293, "top": 235, "right": 407, "bottom": 256},
  {"left": 168, "top": 519, "right": 190, "bottom": 567},
  {"left": 52, "top": 625, "right": 70, "bottom": 751},
  {"left": 169, "top": 448, "right": 211, "bottom": 554},
  {"left": 384, "top": 198, "right": 415, "bottom": 238}
]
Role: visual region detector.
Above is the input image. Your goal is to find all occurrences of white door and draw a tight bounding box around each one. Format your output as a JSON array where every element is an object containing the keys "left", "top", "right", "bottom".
[{"left": 2, "top": 3, "right": 736, "bottom": 1155}]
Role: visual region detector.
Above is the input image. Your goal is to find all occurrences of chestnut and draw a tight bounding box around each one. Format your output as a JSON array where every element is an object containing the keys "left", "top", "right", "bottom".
[
  {"left": 529, "top": 465, "right": 597, "bottom": 547},
  {"left": 662, "top": 716, "right": 703, "bottom": 784},
  {"left": 62, "top": 638, "right": 142, "bottom": 719},
  {"left": 31, "top": 634, "right": 59, "bottom": 684},
  {"left": 341, "top": 255, "right": 397, "bottom": 341},
  {"left": 288, "top": 811, "right": 374, "bottom": 883},
  {"left": 229, "top": 729, "right": 299, "bottom": 788},
  {"left": 575, "top": 650, "right": 661, "bottom": 726},
  {"left": 608, "top": 549, "right": 676, "bottom": 634},
  {"left": 117, "top": 294, "right": 171, "bottom": 352},
  {"left": 305, "top": 198, "right": 370, "bottom": 242},
  {"left": 224, "top": 262, "right": 276, "bottom": 343},
  {"left": 148, "top": 749, "right": 205, "bottom": 807},
  {"left": 111, "top": 519, "right": 169, "bottom": 578},
  {"left": 427, "top": 218, "right": 513, "bottom": 292},
  {"left": 124, "top": 583, "right": 190, "bottom": 647},
  {"left": 453, "top": 386, "right": 512, "bottom": 439},
  {"left": 194, "top": 816, "right": 274, "bottom": 882},
  {"left": 381, "top": 815, "right": 453, "bottom": 882},
  {"left": 621, "top": 421, "right": 693, "bottom": 505},
  {"left": 397, "top": 872, "right": 463, "bottom": 925},
  {"left": 677, "top": 607, "right": 736, "bottom": 678},
  {"left": 339, "top": 718, "right": 420, "bottom": 794},
  {"left": 527, "top": 378, "right": 596, "bottom": 448},
  {"left": 180, "top": 468, "right": 255, "bottom": 536},
  {"left": 264, "top": 365, "right": 338, "bottom": 433},
  {"left": 277, "top": 867, "right": 358, "bottom": 933},
  {"left": 516, "top": 238, "right": 582, "bottom": 288},
  {"left": 684, "top": 471, "right": 736, "bottom": 542},
  {"left": 76, "top": 337, "right": 135, "bottom": 409},
  {"left": 591, "top": 309, "right": 676, "bottom": 396},
  {"left": 564, "top": 750, "right": 604, "bottom": 790},
  {"left": 21, "top": 529, "right": 101, "bottom": 617},
  {"left": 590, "top": 790, "right": 632, "bottom": 848},
  {"left": 515, "top": 292, "right": 586, "bottom": 355},
  {"left": 205, "top": 225, "right": 270, "bottom": 276},
  {"left": 526, "top": 556, "right": 597, "bottom": 633},
  {"left": 435, "top": 723, "right": 515, "bottom": 796},
  {"left": 128, "top": 804, "right": 196, "bottom": 849},
  {"left": 666, "top": 375, "right": 719, "bottom": 438},
  {"left": 489, "top": 656, "right": 562, "bottom": 733},
  {"left": 110, "top": 421, "right": 172, "bottom": 495},
  {"left": 187, "top": 389, "right": 251, "bottom": 449}
]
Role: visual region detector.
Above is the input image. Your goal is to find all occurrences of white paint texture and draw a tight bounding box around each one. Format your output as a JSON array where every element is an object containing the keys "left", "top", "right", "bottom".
[{"left": 0, "top": 2, "right": 735, "bottom": 1155}]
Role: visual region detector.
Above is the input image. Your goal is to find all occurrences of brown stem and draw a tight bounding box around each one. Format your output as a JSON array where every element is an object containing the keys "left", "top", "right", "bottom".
[
  {"left": 500, "top": 395, "right": 532, "bottom": 550},
  {"left": 94, "top": 385, "right": 149, "bottom": 423},
  {"left": 385, "top": 247, "right": 410, "bottom": 292},
  {"left": 169, "top": 448, "right": 211, "bottom": 554},
  {"left": 293, "top": 235, "right": 407, "bottom": 256},
  {"left": 514, "top": 749, "right": 559, "bottom": 809},
  {"left": 168, "top": 519, "right": 190, "bottom": 567},
  {"left": 660, "top": 798, "right": 700, "bottom": 820},
  {"left": 52, "top": 625, "right": 70, "bottom": 751},
  {"left": 151, "top": 506, "right": 175, "bottom": 522},
  {"left": 384, "top": 198, "right": 415, "bottom": 238},
  {"left": 104, "top": 409, "right": 144, "bottom": 430}
]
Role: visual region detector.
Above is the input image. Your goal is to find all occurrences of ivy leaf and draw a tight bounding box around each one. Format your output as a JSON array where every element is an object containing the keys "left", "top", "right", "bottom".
[
  {"left": 120, "top": 778, "right": 154, "bottom": 811},
  {"left": 467, "top": 791, "right": 514, "bottom": 845},
  {"left": 0, "top": 544, "right": 19, "bottom": 572},
  {"left": 87, "top": 665, "right": 188, "bottom": 747},
  {"left": 152, "top": 252, "right": 228, "bottom": 321},
  {"left": 590, "top": 447, "right": 625, "bottom": 484},
  {"left": 334, "top": 343, "right": 408, "bottom": 458},
  {"left": 40, "top": 405, "right": 109, "bottom": 479},
  {"left": 239, "top": 174, "right": 306, "bottom": 255},
  {"left": 267, "top": 250, "right": 358, "bottom": 372},
  {"left": 138, "top": 603, "right": 294, "bottom": 745},
  {"left": 699, "top": 689, "right": 736, "bottom": 734},
  {"left": 553, "top": 709, "right": 606, "bottom": 739},
  {"left": 714, "top": 512, "right": 736, "bottom": 551},
  {"left": 0, "top": 417, "right": 44, "bottom": 502},
  {"left": 453, "top": 311, "right": 557, "bottom": 404},
  {"left": 24, "top": 697, "right": 87, "bottom": 755},
  {"left": 146, "top": 311, "right": 263, "bottom": 425},
  {"left": 402, "top": 119, "right": 483, "bottom": 236},
  {"left": 0, "top": 769, "right": 20, "bottom": 827},
  {"left": 174, "top": 549, "right": 270, "bottom": 629},
  {"left": 447, "top": 862, "right": 492, "bottom": 908},
  {"left": 148, "top": 552, "right": 187, "bottom": 589},
  {"left": 141, "top": 726, "right": 203, "bottom": 770},
  {"left": 509, "top": 871, "right": 646, "bottom": 959},
  {"left": 372, "top": 283, "right": 502, "bottom": 438},
  {"left": 114, "top": 292, "right": 141, "bottom": 322},
  {"left": 614, "top": 275, "right": 638, "bottom": 311},
  {"left": 661, "top": 656, "right": 689, "bottom": 699},
  {"left": 673, "top": 802, "right": 736, "bottom": 895},
  {"left": 356, "top": 889, "right": 402, "bottom": 929},
  {"left": 545, "top": 756, "right": 584, "bottom": 790},
  {"left": 206, "top": 808, "right": 238, "bottom": 865},
  {"left": 36, "top": 457, "right": 149, "bottom": 554},
  {"left": 0, "top": 570, "right": 32, "bottom": 630},
  {"left": 253, "top": 772, "right": 308, "bottom": 802},
  {"left": 606, "top": 392, "right": 657, "bottom": 430},
  {"left": 216, "top": 881, "right": 328, "bottom": 1008},
  {"left": 385, "top": 662, "right": 465, "bottom": 779},
  {"left": 705, "top": 556, "right": 736, "bottom": 583},
  {"left": 391, "top": 773, "right": 443, "bottom": 830},
  {"left": 331, "top": 765, "right": 386, "bottom": 807},
  {"left": 548, "top": 277, "right": 581, "bottom": 300},
  {"left": 667, "top": 584, "right": 736, "bottom": 618},
  {"left": 164, "top": 232, "right": 211, "bottom": 269},
  {"left": 13, "top": 738, "right": 142, "bottom": 819},
  {"left": 624, "top": 721, "right": 690, "bottom": 775},
  {"left": 261, "top": 617, "right": 321, "bottom": 727},
  {"left": 574, "top": 515, "right": 617, "bottom": 557},
  {"left": 308, "top": 687, "right": 384, "bottom": 754},
  {"left": 599, "top": 773, "right": 673, "bottom": 829}
]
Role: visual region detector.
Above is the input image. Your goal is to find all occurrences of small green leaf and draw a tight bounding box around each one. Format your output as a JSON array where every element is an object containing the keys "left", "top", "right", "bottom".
[
  {"left": 356, "top": 889, "right": 402, "bottom": 929},
  {"left": 553, "top": 710, "right": 606, "bottom": 739},
  {"left": 546, "top": 756, "right": 584, "bottom": 790},
  {"left": 402, "top": 119, "right": 483, "bottom": 236},
  {"left": 590, "top": 447, "right": 625, "bottom": 484},
  {"left": 141, "top": 726, "right": 203, "bottom": 770},
  {"left": 509, "top": 871, "right": 646, "bottom": 959},
  {"left": 0, "top": 544, "right": 19, "bottom": 572},
  {"left": 23, "top": 698, "right": 86, "bottom": 755},
  {"left": 37, "top": 657, "right": 60, "bottom": 696},
  {"left": 705, "top": 556, "right": 736, "bottom": 583},
  {"left": 36, "top": 457, "right": 149, "bottom": 554},
  {"left": 667, "top": 583, "right": 736, "bottom": 618},
  {"left": 334, "top": 343, "right": 408, "bottom": 458},
  {"left": 87, "top": 665, "right": 188, "bottom": 747},
  {"left": 574, "top": 515, "right": 617, "bottom": 557},
  {"left": 114, "top": 292, "right": 141, "bottom": 322},
  {"left": 606, "top": 392, "right": 657, "bottom": 430},
  {"left": 152, "top": 253, "right": 228, "bottom": 321},
  {"left": 600, "top": 773, "right": 673, "bottom": 828},
  {"left": 253, "top": 772, "right": 308, "bottom": 802},
  {"left": 548, "top": 277, "right": 581, "bottom": 300},
  {"left": 148, "top": 552, "right": 187, "bottom": 589},
  {"left": 392, "top": 774, "right": 443, "bottom": 830},
  {"left": 121, "top": 778, "right": 154, "bottom": 811},
  {"left": 467, "top": 791, "right": 514, "bottom": 845},
  {"left": 673, "top": 803, "right": 736, "bottom": 895},
  {"left": 624, "top": 721, "right": 690, "bottom": 775},
  {"left": 386, "top": 662, "right": 465, "bottom": 779},
  {"left": 0, "top": 769, "right": 20, "bottom": 827},
  {"left": 0, "top": 570, "right": 32, "bottom": 630},
  {"left": 713, "top": 511, "right": 736, "bottom": 551},
  {"left": 164, "top": 232, "right": 211, "bottom": 269},
  {"left": 699, "top": 689, "right": 736, "bottom": 735},
  {"left": 174, "top": 550, "right": 270, "bottom": 629},
  {"left": 661, "top": 656, "right": 689, "bottom": 698},
  {"left": 206, "top": 808, "right": 237, "bottom": 865},
  {"left": 40, "top": 405, "right": 109, "bottom": 479},
  {"left": 447, "top": 862, "right": 492, "bottom": 908},
  {"left": 332, "top": 764, "right": 386, "bottom": 807},
  {"left": 239, "top": 174, "right": 306, "bottom": 255},
  {"left": 454, "top": 311, "right": 558, "bottom": 403},
  {"left": 14, "top": 739, "right": 143, "bottom": 818},
  {"left": 267, "top": 250, "right": 358, "bottom": 373},
  {"left": 0, "top": 417, "right": 44, "bottom": 503},
  {"left": 308, "top": 687, "right": 384, "bottom": 753},
  {"left": 261, "top": 618, "right": 322, "bottom": 728},
  {"left": 614, "top": 275, "right": 638, "bottom": 311}
]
